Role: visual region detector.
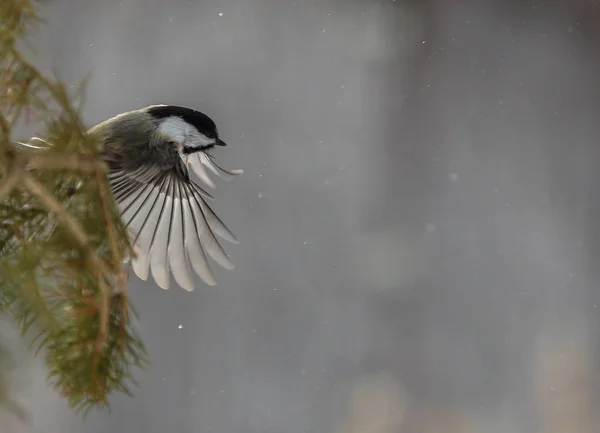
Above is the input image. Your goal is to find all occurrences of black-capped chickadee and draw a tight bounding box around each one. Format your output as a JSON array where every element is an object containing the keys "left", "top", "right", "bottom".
[{"left": 17, "top": 105, "right": 243, "bottom": 291}]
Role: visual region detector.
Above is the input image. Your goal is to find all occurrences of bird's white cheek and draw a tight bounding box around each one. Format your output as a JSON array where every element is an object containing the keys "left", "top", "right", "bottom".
[{"left": 194, "top": 132, "right": 216, "bottom": 147}]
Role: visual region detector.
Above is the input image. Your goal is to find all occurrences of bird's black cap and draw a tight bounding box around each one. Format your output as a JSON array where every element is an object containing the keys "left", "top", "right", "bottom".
[{"left": 146, "top": 105, "right": 223, "bottom": 143}]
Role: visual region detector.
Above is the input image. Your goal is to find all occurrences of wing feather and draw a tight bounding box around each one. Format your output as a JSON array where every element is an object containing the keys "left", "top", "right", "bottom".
[
  {"left": 107, "top": 153, "right": 238, "bottom": 290},
  {"left": 189, "top": 182, "right": 239, "bottom": 245},
  {"left": 149, "top": 175, "right": 174, "bottom": 290},
  {"left": 169, "top": 182, "right": 194, "bottom": 291},
  {"left": 202, "top": 153, "right": 244, "bottom": 179},
  {"left": 183, "top": 182, "right": 235, "bottom": 269},
  {"left": 181, "top": 183, "right": 217, "bottom": 286},
  {"left": 187, "top": 152, "right": 244, "bottom": 187}
]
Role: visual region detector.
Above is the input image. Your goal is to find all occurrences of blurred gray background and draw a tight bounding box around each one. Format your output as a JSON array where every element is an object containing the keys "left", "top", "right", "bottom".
[{"left": 3, "top": 0, "right": 600, "bottom": 432}]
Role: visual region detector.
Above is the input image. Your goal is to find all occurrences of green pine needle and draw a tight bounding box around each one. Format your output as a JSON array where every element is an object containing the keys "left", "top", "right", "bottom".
[{"left": 0, "top": 0, "right": 148, "bottom": 416}]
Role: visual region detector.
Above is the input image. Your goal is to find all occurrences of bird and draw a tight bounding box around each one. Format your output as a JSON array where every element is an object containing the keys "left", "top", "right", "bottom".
[{"left": 16, "top": 104, "right": 243, "bottom": 291}]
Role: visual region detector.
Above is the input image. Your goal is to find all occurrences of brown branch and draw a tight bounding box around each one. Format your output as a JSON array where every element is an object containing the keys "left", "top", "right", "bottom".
[
  {"left": 10, "top": 50, "right": 63, "bottom": 106},
  {"left": 95, "top": 168, "right": 126, "bottom": 288},
  {"left": 0, "top": 111, "right": 10, "bottom": 136},
  {"left": 0, "top": 158, "right": 24, "bottom": 202},
  {"left": 95, "top": 276, "right": 109, "bottom": 355},
  {"left": 94, "top": 167, "right": 124, "bottom": 356},
  {"left": 22, "top": 174, "right": 89, "bottom": 247},
  {"left": 22, "top": 174, "right": 110, "bottom": 351},
  {"left": 27, "top": 154, "right": 106, "bottom": 173}
]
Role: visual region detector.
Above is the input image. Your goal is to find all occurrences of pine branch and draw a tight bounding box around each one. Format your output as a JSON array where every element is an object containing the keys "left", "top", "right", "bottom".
[
  {"left": 0, "top": 152, "right": 24, "bottom": 202},
  {"left": 0, "top": 0, "right": 148, "bottom": 416}
]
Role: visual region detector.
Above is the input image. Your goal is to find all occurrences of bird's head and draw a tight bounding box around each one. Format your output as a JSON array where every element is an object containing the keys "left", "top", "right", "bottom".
[{"left": 146, "top": 104, "right": 227, "bottom": 155}]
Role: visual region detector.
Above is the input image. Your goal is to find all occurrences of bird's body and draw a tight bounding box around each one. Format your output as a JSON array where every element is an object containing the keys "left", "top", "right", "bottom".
[{"left": 18, "top": 105, "right": 242, "bottom": 291}]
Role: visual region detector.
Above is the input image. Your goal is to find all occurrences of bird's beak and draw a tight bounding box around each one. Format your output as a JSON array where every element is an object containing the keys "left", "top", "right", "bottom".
[{"left": 216, "top": 138, "right": 227, "bottom": 146}]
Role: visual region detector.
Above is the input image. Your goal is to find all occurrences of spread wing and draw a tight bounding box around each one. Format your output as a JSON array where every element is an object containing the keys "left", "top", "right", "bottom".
[{"left": 108, "top": 153, "right": 242, "bottom": 291}]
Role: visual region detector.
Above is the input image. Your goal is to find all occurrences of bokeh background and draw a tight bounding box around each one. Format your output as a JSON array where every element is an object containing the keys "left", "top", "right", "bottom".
[{"left": 3, "top": 0, "right": 600, "bottom": 432}]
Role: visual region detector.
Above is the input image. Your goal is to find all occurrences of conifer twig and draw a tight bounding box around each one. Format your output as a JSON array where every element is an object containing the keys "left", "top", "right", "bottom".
[
  {"left": 26, "top": 154, "right": 106, "bottom": 173},
  {"left": 96, "top": 168, "right": 127, "bottom": 284},
  {"left": 0, "top": 157, "right": 24, "bottom": 202},
  {"left": 22, "top": 174, "right": 90, "bottom": 248},
  {"left": 1, "top": 0, "right": 146, "bottom": 414},
  {"left": 21, "top": 174, "right": 111, "bottom": 351}
]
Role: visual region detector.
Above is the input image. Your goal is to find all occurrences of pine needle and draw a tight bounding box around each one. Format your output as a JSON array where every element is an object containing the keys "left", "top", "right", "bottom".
[{"left": 0, "top": 0, "right": 147, "bottom": 416}]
